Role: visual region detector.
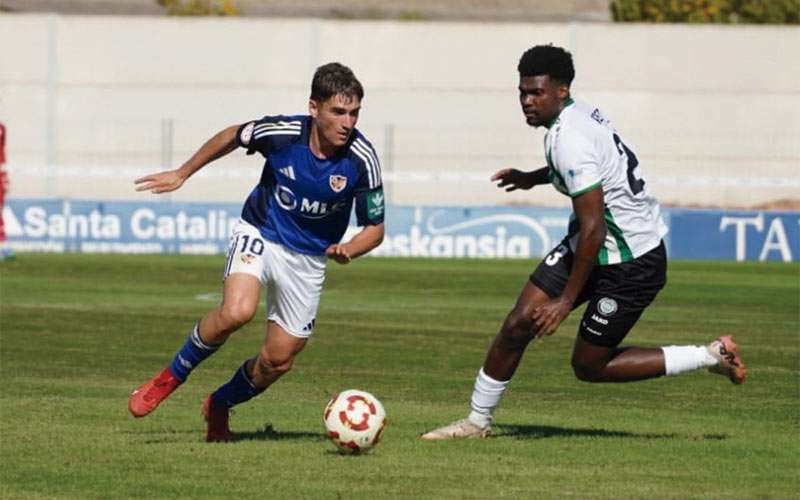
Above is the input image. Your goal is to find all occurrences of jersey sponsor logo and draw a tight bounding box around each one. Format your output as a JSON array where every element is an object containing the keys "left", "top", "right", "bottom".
[
  {"left": 367, "top": 190, "right": 384, "bottom": 219},
  {"left": 274, "top": 185, "right": 344, "bottom": 219},
  {"left": 240, "top": 122, "right": 255, "bottom": 145},
  {"left": 590, "top": 313, "right": 609, "bottom": 325},
  {"left": 329, "top": 175, "right": 347, "bottom": 193},
  {"left": 275, "top": 185, "right": 298, "bottom": 210},
  {"left": 302, "top": 318, "right": 316, "bottom": 332},
  {"left": 301, "top": 198, "right": 329, "bottom": 216},
  {"left": 597, "top": 297, "right": 618, "bottom": 316},
  {"left": 279, "top": 166, "right": 296, "bottom": 180}
]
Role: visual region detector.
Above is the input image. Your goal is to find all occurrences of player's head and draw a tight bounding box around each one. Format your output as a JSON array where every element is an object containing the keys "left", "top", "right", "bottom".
[
  {"left": 517, "top": 45, "right": 574, "bottom": 128},
  {"left": 309, "top": 63, "right": 363, "bottom": 149},
  {"left": 311, "top": 62, "right": 364, "bottom": 102}
]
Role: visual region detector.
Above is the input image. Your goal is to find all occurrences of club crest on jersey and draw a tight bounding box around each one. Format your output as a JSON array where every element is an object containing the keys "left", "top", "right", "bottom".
[
  {"left": 597, "top": 297, "right": 618, "bottom": 316},
  {"left": 240, "top": 254, "right": 256, "bottom": 264},
  {"left": 329, "top": 175, "right": 347, "bottom": 193}
]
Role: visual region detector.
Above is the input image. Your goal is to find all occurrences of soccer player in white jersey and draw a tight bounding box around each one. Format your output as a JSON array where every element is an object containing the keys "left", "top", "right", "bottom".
[
  {"left": 128, "top": 63, "right": 385, "bottom": 442},
  {"left": 422, "top": 45, "right": 746, "bottom": 440}
]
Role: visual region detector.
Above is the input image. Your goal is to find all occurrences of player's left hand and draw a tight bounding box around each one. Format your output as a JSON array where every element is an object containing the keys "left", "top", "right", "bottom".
[
  {"left": 531, "top": 296, "right": 572, "bottom": 337},
  {"left": 491, "top": 168, "right": 536, "bottom": 192},
  {"left": 326, "top": 244, "right": 352, "bottom": 265}
]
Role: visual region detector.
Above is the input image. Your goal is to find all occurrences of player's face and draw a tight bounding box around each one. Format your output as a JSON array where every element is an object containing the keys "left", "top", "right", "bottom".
[
  {"left": 518, "top": 75, "right": 569, "bottom": 127},
  {"left": 309, "top": 93, "right": 361, "bottom": 148}
]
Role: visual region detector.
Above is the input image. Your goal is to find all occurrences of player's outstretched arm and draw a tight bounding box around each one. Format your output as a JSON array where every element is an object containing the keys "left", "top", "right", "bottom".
[
  {"left": 134, "top": 125, "right": 240, "bottom": 194},
  {"left": 326, "top": 223, "right": 385, "bottom": 265},
  {"left": 491, "top": 166, "right": 549, "bottom": 192}
]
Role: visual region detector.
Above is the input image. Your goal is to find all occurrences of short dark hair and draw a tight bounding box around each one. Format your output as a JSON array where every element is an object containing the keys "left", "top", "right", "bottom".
[
  {"left": 517, "top": 45, "right": 575, "bottom": 85},
  {"left": 310, "top": 62, "right": 364, "bottom": 102}
]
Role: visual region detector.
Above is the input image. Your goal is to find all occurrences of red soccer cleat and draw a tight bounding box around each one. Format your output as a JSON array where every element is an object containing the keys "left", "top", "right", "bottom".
[
  {"left": 707, "top": 336, "right": 747, "bottom": 385},
  {"left": 202, "top": 395, "right": 232, "bottom": 443},
  {"left": 128, "top": 367, "right": 182, "bottom": 418}
]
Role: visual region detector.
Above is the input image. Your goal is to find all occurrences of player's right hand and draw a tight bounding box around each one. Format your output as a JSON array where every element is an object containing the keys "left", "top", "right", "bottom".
[
  {"left": 491, "top": 168, "right": 536, "bottom": 192},
  {"left": 531, "top": 296, "right": 572, "bottom": 337},
  {"left": 135, "top": 169, "right": 186, "bottom": 194},
  {"left": 325, "top": 244, "right": 352, "bottom": 265}
]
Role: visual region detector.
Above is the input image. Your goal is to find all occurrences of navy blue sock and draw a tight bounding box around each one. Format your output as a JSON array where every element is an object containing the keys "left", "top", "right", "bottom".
[
  {"left": 211, "top": 361, "right": 265, "bottom": 409},
  {"left": 168, "top": 323, "right": 220, "bottom": 382}
]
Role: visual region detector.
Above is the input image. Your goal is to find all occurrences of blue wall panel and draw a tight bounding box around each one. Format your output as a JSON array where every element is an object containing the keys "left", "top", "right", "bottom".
[{"left": 3, "top": 199, "right": 798, "bottom": 262}]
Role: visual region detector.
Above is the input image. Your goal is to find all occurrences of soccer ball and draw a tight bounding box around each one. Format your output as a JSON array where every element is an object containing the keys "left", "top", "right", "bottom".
[{"left": 323, "top": 389, "right": 386, "bottom": 453}]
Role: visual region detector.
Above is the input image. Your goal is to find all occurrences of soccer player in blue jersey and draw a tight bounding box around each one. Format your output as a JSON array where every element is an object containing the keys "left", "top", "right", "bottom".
[{"left": 128, "top": 63, "right": 385, "bottom": 442}]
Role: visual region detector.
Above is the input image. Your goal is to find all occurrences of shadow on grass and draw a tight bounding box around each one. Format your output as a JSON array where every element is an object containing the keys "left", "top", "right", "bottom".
[
  {"left": 493, "top": 424, "right": 727, "bottom": 441},
  {"left": 133, "top": 425, "right": 325, "bottom": 444},
  {"left": 231, "top": 424, "right": 326, "bottom": 443}
]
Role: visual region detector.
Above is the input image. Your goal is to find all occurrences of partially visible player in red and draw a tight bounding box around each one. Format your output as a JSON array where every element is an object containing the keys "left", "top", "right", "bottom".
[{"left": 0, "top": 122, "right": 14, "bottom": 261}]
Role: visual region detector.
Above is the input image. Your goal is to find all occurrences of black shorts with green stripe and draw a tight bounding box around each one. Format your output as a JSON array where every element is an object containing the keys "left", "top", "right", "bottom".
[{"left": 530, "top": 239, "right": 667, "bottom": 348}]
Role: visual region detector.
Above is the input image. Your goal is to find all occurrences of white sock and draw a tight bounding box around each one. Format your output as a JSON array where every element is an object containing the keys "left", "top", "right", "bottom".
[
  {"left": 467, "top": 368, "right": 509, "bottom": 428},
  {"left": 662, "top": 345, "right": 717, "bottom": 376}
]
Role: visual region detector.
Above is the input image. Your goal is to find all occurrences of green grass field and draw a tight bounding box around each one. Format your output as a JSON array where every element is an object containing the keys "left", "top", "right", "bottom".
[{"left": 1, "top": 254, "right": 798, "bottom": 499}]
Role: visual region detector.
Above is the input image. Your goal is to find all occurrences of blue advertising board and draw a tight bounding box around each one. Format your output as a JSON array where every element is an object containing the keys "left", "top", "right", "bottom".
[
  {"left": 669, "top": 208, "right": 798, "bottom": 262},
  {"left": 3, "top": 199, "right": 798, "bottom": 262}
]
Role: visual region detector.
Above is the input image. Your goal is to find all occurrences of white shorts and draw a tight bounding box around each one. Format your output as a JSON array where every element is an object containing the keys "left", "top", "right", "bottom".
[{"left": 224, "top": 219, "right": 326, "bottom": 338}]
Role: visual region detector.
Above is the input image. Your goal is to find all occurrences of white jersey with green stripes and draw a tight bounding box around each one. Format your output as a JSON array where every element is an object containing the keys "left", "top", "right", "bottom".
[{"left": 544, "top": 98, "right": 667, "bottom": 265}]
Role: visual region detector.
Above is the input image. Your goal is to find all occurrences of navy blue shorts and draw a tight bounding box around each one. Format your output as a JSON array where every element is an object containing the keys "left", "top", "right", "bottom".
[{"left": 530, "top": 240, "right": 667, "bottom": 348}]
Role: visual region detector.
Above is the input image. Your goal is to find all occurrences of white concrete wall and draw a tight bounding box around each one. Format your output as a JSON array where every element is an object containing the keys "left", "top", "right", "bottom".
[{"left": 1, "top": 14, "right": 798, "bottom": 208}]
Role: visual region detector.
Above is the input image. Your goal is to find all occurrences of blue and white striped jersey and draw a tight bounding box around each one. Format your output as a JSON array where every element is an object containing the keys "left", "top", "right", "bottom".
[{"left": 236, "top": 115, "right": 384, "bottom": 256}]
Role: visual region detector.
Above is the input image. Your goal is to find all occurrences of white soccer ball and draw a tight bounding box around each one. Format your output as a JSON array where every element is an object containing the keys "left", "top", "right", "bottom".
[{"left": 323, "top": 389, "right": 386, "bottom": 453}]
